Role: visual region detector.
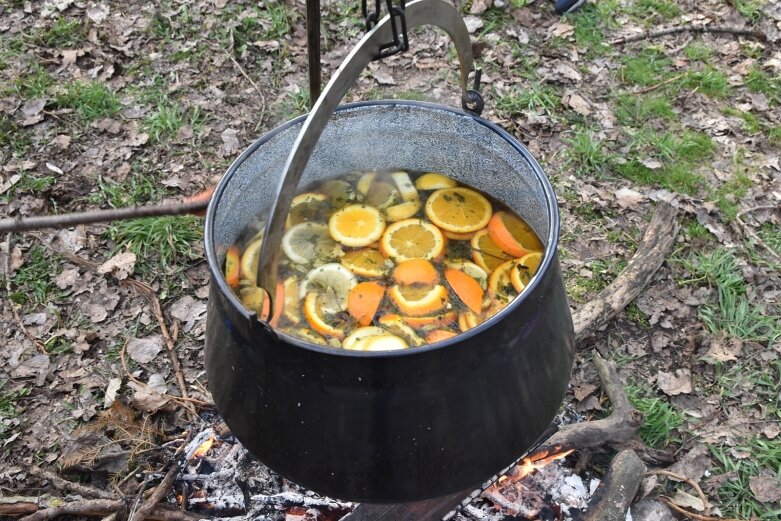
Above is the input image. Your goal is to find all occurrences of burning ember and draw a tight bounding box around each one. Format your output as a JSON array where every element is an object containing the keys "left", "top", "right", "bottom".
[
  {"left": 497, "top": 449, "right": 575, "bottom": 484},
  {"left": 190, "top": 432, "right": 215, "bottom": 460}
]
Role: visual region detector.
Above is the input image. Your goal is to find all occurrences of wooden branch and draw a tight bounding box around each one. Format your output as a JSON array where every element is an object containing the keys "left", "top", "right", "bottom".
[
  {"left": 612, "top": 24, "right": 767, "bottom": 44},
  {"left": 0, "top": 199, "right": 209, "bottom": 233},
  {"left": 341, "top": 489, "right": 470, "bottom": 521},
  {"left": 9, "top": 497, "right": 202, "bottom": 521},
  {"left": 129, "top": 465, "right": 180, "bottom": 521},
  {"left": 572, "top": 201, "right": 679, "bottom": 343},
  {"left": 582, "top": 450, "right": 646, "bottom": 521},
  {"left": 528, "top": 351, "right": 644, "bottom": 459},
  {"left": 29, "top": 466, "right": 116, "bottom": 500},
  {"left": 250, "top": 491, "right": 353, "bottom": 511}
]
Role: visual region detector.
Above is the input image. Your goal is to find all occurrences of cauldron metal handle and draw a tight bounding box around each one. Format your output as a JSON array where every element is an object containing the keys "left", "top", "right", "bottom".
[{"left": 256, "top": 0, "right": 480, "bottom": 307}]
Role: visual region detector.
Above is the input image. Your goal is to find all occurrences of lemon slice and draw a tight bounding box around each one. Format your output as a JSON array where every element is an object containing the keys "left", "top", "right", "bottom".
[
  {"left": 510, "top": 251, "right": 543, "bottom": 292},
  {"left": 488, "top": 259, "right": 519, "bottom": 303},
  {"left": 383, "top": 200, "right": 421, "bottom": 222},
  {"left": 471, "top": 229, "right": 513, "bottom": 274},
  {"left": 445, "top": 260, "right": 488, "bottom": 290},
  {"left": 415, "top": 172, "right": 458, "bottom": 190},
  {"left": 388, "top": 284, "right": 449, "bottom": 316},
  {"left": 286, "top": 192, "right": 329, "bottom": 228},
  {"left": 340, "top": 248, "right": 392, "bottom": 278},
  {"left": 283, "top": 276, "right": 301, "bottom": 324},
  {"left": 282, "top": 222, "right": 338, "bottom": 265},
  {"left": 391, "top": 171, "right": 419, "bottom": 202},
  {"left": 299, "top": 263, "right": 358, "bottom": 313},
  {"left": 362, "top": 334, "right": 409, "bottom": 351},
  {"left": 290, "top": 327, "right": 327, "bottom": 345},
  {"left": 425, "top": 187, "right": 493, "bottom": 233},
  {"left": 377, "top": 314, "right": 425, "bottom": 346},
  {"left": 365, "top": 181, "right": 400, "bottom": 209},
  {"left": 321, "top": 179, "right": 357, "bottom": 208},
  {"left": 343, "top": 326, "right": 387, "bottom": 350},
  {"left": 328, "top": 204, "right": 386, "bottom": 247},
  {"left": 380, "top": 218, "right": 446, "bottom": 263},
  {"left": 357, "top": 172, "right": 376, "bottom": 196},
  {"left": 240, "top": 237, "right": 263, "bottom": 285}
]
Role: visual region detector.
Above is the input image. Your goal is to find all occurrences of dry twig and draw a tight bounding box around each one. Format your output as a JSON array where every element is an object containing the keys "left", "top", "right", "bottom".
[
  {"left": 612, "top": 24, "right": 767, "bottom": 44},
  {"left": 648, "top": 469, "right": 710, "bottom": 512},
  {"left": 0, "top": 199, "right": 209, "bottom": 234},
  {"left": 659, "top": 498, "right": 743, "bottom": 521},
  {"left": 636, "top": 73, "right": 686, "bottom": 94},
  {"left": 12, "top": 498, "right": 201, "bottom": 521}
]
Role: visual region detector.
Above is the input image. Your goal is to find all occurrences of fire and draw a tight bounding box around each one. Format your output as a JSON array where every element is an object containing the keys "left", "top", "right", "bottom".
[
  {"left": 191, "top": 432, "right": 215, "bottom": 459},
  {"left": 497, "top": 448, "right": 575, "bottom": 484}
]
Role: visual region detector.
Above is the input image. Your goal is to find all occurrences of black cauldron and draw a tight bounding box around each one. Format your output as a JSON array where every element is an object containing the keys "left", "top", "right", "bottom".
[{"left": 204, "top": 100, "right": 575, "bottom": 503}]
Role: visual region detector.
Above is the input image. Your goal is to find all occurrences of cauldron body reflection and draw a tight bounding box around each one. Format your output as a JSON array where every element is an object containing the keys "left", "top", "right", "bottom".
[{"left": 204, "top": 101, "right": 575, "bottom": 503}]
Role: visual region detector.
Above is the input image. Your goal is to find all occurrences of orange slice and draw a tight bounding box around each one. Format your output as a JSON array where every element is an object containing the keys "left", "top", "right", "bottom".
[
  {"left": 380, "top": 218, "right": 445, "bottom": 262},
  {"left": 384, "top": 200, "right": 421, "bottom": 222},
  {"left": 488, "top": 259, "right": 519, "bottom": 303},
  {"left": 224, "top": 246, "right": 240, "bottom": 288},
  {"left": 401, "top": 311, "right": 458, "bottom": 328},
  {"left": 415, "top": 172, "right": 458, "bottom": 190},
  {"left": 444, "top": 268, "right": 484, "bottom": 313},
  {"left": 425, "top": 329, "right": 458, "bottom": 343},
  {"left": 286, "top": 192, "right": 329, "bottom": 228},
  {"left": 393, "top": 259, "right": 439, "bottom": 286},
  {"left": 377, "top": 314, "right": 425, "bottom": 346},
  {"left": 328, "top": 204, "right": 386, "bottom": 247},
  {"left": 471, "top": 229, "right": 513, "bottom": 273},
  {"left": 424, "top": 187, "right": 492, "bottom": 233},
  {"left": 445, "top": 260, "right": 488, "bottom": 290},
  {"left": 340, "top": 248, "right": 391, "bottom": 278},
  {"left": 347, "top": 281, "right": 385, "bottom": 326},
  {"left": 487, "top": 211, "right": 543, "bottom": 257},
  {"left": 389, "top": 284, "right": 448, "bottom": 316},
  {"left": 510, "top": 251, "right": 543, "bottom": 293},
  {"left": 239, "top": 286, "right": 270, "bottom": 319},
  {"left": 304, "top": 292, "right": 345, "bottom": 339},
  {"left": 443, "top": 230, "right": 476, "bottom": 241}
]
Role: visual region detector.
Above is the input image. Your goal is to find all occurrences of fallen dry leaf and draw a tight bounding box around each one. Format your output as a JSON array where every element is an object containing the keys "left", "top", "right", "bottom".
[
  {"left": 614, "top": 187, "right": 644, "bottom": 209},
  {"left": 97, "top": 251, "right": 136, "bottom": 280},
  {"left": 669, "top": 445, "right": 712, "bottom": 482},
  {"left": 103, "top": 377, "right": 121, "bottom": 408},
  {"left": 702, "top": 334, "right": 742, "bottom": 364},
  {"left": 671, "top": 490, "right": 705, "bottom": 511},
  {"left": 657, "top": 369, "right": 693, "bottom": 396},
  {"left": 221, "top": 128, "right": 240, "bottom": 157},
  {"left": 469, "top": 0, "right": 491, "bottom": 14},
  {"left": 126, "top": 335, "right": 164, "bottom": 364},
  {"left": 749, "top": 474, "right": 781, "bottom": 503}
]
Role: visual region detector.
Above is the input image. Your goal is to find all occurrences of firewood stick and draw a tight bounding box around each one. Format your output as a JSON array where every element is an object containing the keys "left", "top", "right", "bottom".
[
  {"left": 29, "top": 466, "right": 116, "bottom": 500},
  {"left": 534, "top": 352, "right": 643, "bottom": 456},
  {"left": 612, "top": 24, "right": 768, "bottom": 44},
  {"left": 249, "top": 491, "right": 353, "bottom": 511},
  {"left": 572, "top": 201, "right": 679, "bottom": 343},
  {"left": 12, "top": 498, "right": 202, "bottom": 521},
  {"left": 128, "top": 464, "right": 180, "bottom": 521},
  {"left": 581, "top": 450, "right": 646, "bottom": 521}
]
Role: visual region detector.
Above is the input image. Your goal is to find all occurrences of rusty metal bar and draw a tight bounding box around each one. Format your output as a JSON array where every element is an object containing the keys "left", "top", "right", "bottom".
[{"left": 306, "top": 0, "right": 322, "bottom": 106}]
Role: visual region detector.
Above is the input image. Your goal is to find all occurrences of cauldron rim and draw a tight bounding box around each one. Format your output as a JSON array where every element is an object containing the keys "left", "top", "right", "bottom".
[{"left": 205, "top": 99, "right": 561, "bottom": 357}]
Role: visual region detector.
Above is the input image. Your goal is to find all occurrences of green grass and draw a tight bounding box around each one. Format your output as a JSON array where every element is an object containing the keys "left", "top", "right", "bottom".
[
  {"left": 8, "top": 245, "right": 62, "bottom": 306},
  {"left": 625, "top": 302, "right": 649, "bottom": 328},
  {"left": 634, "top": 0, "right": 680, "bottom": 21},
  {"left": 566, "top": 0, "right": 619, "bottom": 53},
  {"left": 479, "top": 7, "right": 515, "bottom": 37},
  {"left": 710, "top": 436, "right": 781, "bottom": 520},
  {"left": 625, "top": 382, "right": 685, "bottom": 448},
  {"left": 0, "top": 379, "right": 31, "bottom": 440},
  {"left": 142, "top": 101, "right": 204, "bottom": 142},
  {"left": 564, "top": 128, "right": 610, "bottom": 176},
  {"left": 745, "top": 67, "right": 781, "bottom": 103},
  {"left": 494, "top": 82, "right": 560, "bottom": 116},
  {"left": 89, "top": 174, "right": 169, "bottom": 208},
  {"left": 2, "top": 172, "right": 55, "bottom": 201},
  {"left": 106, "top": 216, "right": 202, "bottom": 275},
  {"left": 770, "top": 126, "right": 781, "bottom": 144},
  {"left": 613, "top": 130, "right": 714, "bottom": 194},
  {"left": 683, "top": 43, "right": 712, "bottom": 62},
  {"left": 712, "top": 152, "right": 752, "bottom": 221},
  {"left": 55, "top": 81, "right": 121, "bottom": 121},
  {"left": 0, "top": 115, "right": 31, "bottom": 160},
  {"left": 722, "top": 107, "right": 762, "bottom": 134},
  {"left": 735, "top": 0, "right": 764, "bottom": 22},
  {"left": 758, "top": 222, "right": 781, "bottom": 253},
  {"left": 615, "top": 94, "right": 675, "bottom": 126},
  {"left": 14, "top": 63, "right": 54, "bottom": 98},
  {"left": 681, "top": 218, "right": 711, "bottom": 241},
  {"left": 620, "top": 48, "right": 672, "bottom": 87},
  {"left": 34, "top": 17, "right": 85, "bottom": 48},
  {"left": 683, "top": 68, "right": 731, "bottom": 98}
]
